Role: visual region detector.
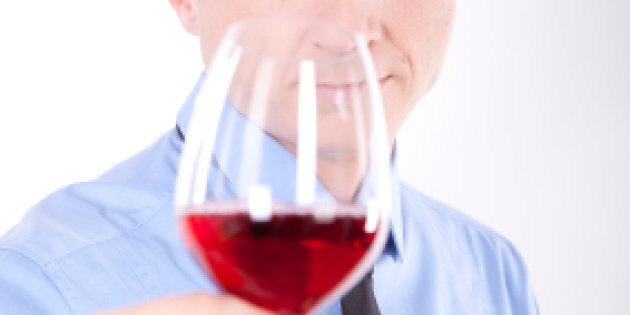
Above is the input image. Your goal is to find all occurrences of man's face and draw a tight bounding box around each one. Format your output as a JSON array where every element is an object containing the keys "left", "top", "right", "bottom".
[{"left": 171, "top": 0, "right": 455, "bottom": 139}]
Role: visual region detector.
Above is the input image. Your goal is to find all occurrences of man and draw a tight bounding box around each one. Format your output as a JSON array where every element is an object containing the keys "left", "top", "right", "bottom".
[{"left": 0, "top": 1, "right": 539, "bottom": 314}]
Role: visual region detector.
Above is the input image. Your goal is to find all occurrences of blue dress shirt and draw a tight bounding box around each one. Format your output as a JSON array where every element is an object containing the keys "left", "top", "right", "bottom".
[{"left": 0, "top": 77, "right": 538, "bottom": 314}]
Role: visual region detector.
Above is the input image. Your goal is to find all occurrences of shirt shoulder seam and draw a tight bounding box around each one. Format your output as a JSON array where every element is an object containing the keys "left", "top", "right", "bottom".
[
  {"left": 31, "top": 191, "right": 173, "bottom": 267},
  {"left": 0, "top": 247, "right": 74, "bottom": 312},
  {"left": 398, "top": 182, "right": 512, "bottom": 244}
]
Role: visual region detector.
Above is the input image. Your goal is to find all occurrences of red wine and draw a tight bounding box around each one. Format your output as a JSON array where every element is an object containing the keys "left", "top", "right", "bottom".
[{"left": 180, "top": 203, "right": 376, "bottom": 314}]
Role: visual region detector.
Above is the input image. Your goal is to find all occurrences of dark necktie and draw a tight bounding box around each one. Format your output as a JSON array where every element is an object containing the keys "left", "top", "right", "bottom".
[{"left": 340, "top": 269, "right": 381, "bottom": 315}]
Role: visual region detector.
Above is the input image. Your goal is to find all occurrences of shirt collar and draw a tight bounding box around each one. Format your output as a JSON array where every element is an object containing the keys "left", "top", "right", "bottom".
[
  {"left": 386, "top": 150, "right": 404, "bottom": 260},
  {"left": 176, "top": 72, "right": 205, "bottom": 138},
  {"left": 176, "top": 73, "right": 404, "bottom": 260}
]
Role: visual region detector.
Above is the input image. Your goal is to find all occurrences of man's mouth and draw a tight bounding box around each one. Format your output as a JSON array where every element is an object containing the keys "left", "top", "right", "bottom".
[
  {"left": 315, "top": 75, "right": 392, "bottom": 93},
  {"left": 315, "top": 81, "right": 365, "bottom": 95}
]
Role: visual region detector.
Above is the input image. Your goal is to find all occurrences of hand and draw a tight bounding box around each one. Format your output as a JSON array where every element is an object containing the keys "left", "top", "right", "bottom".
[{"left": 98, "top": 292, "right": 272, "bottom": 315}]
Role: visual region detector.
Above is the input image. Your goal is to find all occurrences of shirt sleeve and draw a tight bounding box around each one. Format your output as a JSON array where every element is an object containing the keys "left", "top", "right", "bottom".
[
  {"left": 498, "top": 241, "right": 540, "bottom": 315},
  {"left": 0, "top": 249, "right": 72, "bottom": 314}
]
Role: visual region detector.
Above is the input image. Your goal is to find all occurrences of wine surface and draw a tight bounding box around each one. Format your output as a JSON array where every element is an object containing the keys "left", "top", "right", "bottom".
[{"left": 180, "top": 204, "right": 376, "bottom": 314}]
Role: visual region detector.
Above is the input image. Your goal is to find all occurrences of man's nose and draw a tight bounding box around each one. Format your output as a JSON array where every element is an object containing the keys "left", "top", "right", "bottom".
[
  {"left": 330, "top": 0, "right": 382, "bottom": 42},
  {"left": 312, "top": 0, "right": 382, "bottom": 52}
]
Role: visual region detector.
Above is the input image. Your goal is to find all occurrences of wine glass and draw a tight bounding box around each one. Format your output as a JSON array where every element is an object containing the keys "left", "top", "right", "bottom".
[{"left": 175, "top": 16, "right": 392, "bottom": 314}]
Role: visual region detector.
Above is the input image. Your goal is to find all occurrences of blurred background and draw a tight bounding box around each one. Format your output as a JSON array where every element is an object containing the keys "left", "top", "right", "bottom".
[{"left": 1, "top": 1, "right": 628, "bottom": 314}]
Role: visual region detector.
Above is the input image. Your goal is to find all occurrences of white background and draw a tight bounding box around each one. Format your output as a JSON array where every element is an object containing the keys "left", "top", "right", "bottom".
[{"left": 1, "top": 1, "right": 629, "bottom": 314}]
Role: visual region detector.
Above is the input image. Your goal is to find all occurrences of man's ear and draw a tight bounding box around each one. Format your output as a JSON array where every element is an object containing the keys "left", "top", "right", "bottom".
[{"left": 169, "top": 0, "right": 198, "bottom": 35}]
